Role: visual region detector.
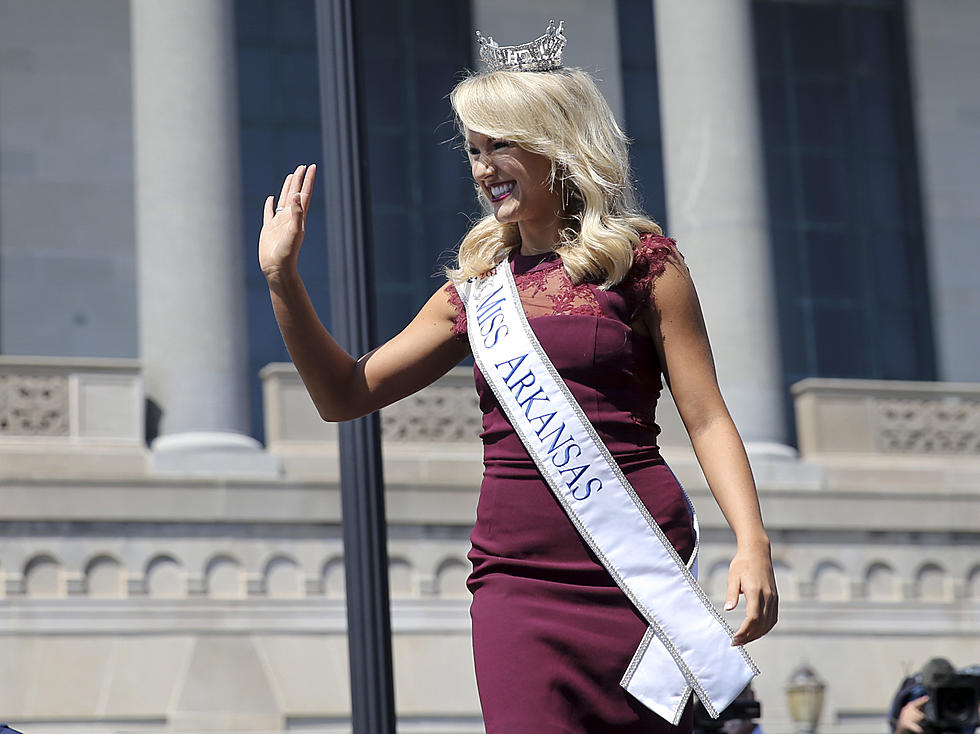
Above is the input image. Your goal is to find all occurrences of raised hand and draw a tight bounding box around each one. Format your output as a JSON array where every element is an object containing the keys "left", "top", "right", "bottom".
[{"left": 259, "top": 164, "right": 317, "bottom": 278}]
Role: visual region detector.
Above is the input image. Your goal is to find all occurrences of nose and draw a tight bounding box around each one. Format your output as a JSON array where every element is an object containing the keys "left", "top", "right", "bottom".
[{"left": 472, "top": 153, "right": 495, "bottom": 179}]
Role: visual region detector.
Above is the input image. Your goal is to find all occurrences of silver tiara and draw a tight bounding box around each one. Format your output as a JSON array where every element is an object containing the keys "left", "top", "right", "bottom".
[{"left": 476, "top": 19, "right": 566, "bottom": 72}]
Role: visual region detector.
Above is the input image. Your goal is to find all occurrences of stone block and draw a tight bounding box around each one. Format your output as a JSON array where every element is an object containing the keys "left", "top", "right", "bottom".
[
  {"left": 0, "top": 357, "right": 147, "bottom": 478},
  {"left": 792, "top": 377, "right": 980, "bottom": 459},
  {"left": 393, "top": 633, "right": 481, "bottom": 715},
  {"left": 23, "top": 637, "right": 113, "bottom": 716},
  {"left": 74, "top": 371, "right": 143, "bottom": 442},
  {"left": 261, "top": 363, "right": 336, "bottom": 445},
  {"left": 172, "top": 637, "right": 282, "bottom": 727},
  {"left": 101, "top": 636, "right": 196, "bottom": 716},
  {"left": 253, "top": 635, "right": 351, "bottom": 715}
]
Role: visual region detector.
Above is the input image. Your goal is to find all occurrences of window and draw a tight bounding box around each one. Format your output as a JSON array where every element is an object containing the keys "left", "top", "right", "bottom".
[
  {"left": 236, "top": 0, "right": 473, "bottom": 440},
  {"left": 753, "top": 0, "right": 934, "bottom": 404},
  {"left": 354, "top": 0, "right": 474, "bottom": 344},
  {"left": 617, "top": 0, "right": 668, "bottom": 228}
]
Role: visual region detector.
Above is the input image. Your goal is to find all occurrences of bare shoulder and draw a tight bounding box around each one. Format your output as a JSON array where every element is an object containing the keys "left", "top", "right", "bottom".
[
  {"left": 435, "top": 280, "right": 464, "bottom": 318},
  {"left": 650, "top": 250, "right": 696, "bottom": 315},
  {"left": 647, "top": 256, "right": 707, "bottom": 349},
  {"left": 413, "top": 280, "right": 471, "bottom": 348},
  {"left": 629, "top": 235, "right": 695, "bottom": 336},
  {"left": 637, "top": 244, "right": 711, "bottom": 371}
]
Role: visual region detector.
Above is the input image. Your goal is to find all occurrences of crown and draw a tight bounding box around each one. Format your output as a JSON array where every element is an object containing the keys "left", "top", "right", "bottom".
[{"left": 476, "top": 19, "right": 566, "bottom": 72}]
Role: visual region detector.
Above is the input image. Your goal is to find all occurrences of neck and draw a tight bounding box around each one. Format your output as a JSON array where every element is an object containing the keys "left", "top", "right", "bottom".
[{"left": 517, "top": 217, "right": 562, "bottom": 256}]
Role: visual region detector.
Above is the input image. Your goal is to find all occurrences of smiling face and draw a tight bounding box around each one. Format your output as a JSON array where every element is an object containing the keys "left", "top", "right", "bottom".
[{"left": 465, "top": 130, "right": 563, "bottom": 233}]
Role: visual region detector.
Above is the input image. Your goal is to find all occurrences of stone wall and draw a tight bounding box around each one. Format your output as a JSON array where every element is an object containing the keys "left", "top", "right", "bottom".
[
  {"left": 0, "top": 0, "right": 138, "bottom": 359},
  {"left": 4, "top": 361, "right": 976, "bottom": 733}
]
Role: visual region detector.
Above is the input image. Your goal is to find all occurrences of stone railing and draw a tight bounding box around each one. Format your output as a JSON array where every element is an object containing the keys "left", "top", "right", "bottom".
[
  {"left": 0, "top": 356, "right": 146, "bottom": 477},
  {"left": 4, "top": 539, "right": 976, "bottom": 605},
  {"left": 259, "top": 363, "right": 484, "bottom": 482},
  {"left": 261, "top": 364, "right": 482, "bottom": 445},
  {"left": 792, "top": 377, "right": 980, "bottom": 458}
]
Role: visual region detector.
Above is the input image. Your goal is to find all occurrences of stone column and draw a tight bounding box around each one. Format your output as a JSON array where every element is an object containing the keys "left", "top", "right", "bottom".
[
  {"left": 907, "top": 0, "right": 980, "bottom": 383},
  {"left": 131, "top": 0, "right": 277, "bottom": 475},
  {"left": 653, "top": 1, "right": 791, "bottom": 456}
]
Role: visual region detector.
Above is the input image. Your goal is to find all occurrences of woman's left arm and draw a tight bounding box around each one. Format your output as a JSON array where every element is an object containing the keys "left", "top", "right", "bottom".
[{"left": 640, "top": 252, "right": 778, "bottom": 646}]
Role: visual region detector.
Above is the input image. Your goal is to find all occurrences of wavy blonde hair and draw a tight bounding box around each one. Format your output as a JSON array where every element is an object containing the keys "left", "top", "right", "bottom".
[{"left": 447, "top": 67, "right": 662, "bottom": 288}]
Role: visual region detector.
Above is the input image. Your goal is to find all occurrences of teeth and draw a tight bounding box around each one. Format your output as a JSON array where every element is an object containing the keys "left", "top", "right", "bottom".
[{"left": 490, "top": 182, "right": 515, "bottom": 198}]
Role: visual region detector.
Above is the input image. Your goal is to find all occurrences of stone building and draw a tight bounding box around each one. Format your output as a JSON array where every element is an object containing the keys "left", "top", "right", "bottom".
[{"left": 0, "top": 1, "right": 978, "bottom": 733}]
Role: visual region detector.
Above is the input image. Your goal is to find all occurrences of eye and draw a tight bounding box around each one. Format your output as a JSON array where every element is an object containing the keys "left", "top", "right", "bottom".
[
  {"left": 466, "top": 146, "right": 479, "bottom": 156},
  {"left": 492, "top": 140, "right": 511, "bottom": 150}
]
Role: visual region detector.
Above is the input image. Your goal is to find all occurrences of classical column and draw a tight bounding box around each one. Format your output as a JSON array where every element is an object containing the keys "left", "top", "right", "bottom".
[
  {"left": 131, "top": 0, "right": 277, "bottom": 474},
  {"left": 907, "top": 0, "right": 980, "bottom": 382},
  {"left": 653, "top": 1, "right": 791, "bottom": 455}
]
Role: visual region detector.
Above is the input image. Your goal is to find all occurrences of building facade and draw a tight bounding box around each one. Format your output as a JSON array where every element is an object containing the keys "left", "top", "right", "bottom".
[{"left": 0, "top": 1, "right": 978, "bottom": 732}]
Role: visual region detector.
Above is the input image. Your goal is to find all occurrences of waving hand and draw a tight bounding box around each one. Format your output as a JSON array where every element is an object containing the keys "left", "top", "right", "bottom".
[{"left": 259, "top": 164, "right": 317, "bottom": 278}]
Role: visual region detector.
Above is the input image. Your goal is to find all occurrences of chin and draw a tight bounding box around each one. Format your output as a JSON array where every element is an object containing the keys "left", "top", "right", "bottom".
[{"left": 490, "top": 203, "right": 518, "bottom": 224}]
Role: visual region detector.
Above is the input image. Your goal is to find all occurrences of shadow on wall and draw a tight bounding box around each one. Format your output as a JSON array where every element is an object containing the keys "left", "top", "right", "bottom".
[{"left": 146, "top": 397, "right": 163, "bottom": 444}]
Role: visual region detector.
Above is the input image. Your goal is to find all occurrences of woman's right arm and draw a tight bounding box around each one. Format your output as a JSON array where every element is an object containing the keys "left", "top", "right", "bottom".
[{"left": 261, "top": 165, "right": 470, "bottom": 422}]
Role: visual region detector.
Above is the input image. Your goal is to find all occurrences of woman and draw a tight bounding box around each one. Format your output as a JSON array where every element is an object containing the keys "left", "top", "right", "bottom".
[{"left": 259, "top": 61, "right": 777, "bottom": 734}]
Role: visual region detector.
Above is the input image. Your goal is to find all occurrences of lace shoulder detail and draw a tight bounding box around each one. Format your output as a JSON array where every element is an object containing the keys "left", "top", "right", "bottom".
[
  {"left": 445, "top": 282, "right": 467, "bottom": 340},
  {"left": 623, "top": 234, "right": 682, "bottom": 322},
  {"left": 445, "top": 238, "right": 672, "bottom": 333},
  {"left": 513, "top": 256, "right": 603, "bottom": 320}
]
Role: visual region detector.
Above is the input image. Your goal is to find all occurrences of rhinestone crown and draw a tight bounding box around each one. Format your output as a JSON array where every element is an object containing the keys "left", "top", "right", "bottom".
[{"left": 476, "top": 19, "right": 566, "bottom": 73}]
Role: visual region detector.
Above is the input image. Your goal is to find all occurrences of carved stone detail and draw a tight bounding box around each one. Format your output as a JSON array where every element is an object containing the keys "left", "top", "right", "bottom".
[
  {"left": 3, "top": 545, "right": 980, "bottom": 603},
  {"left": 876, "top": 397, "right": 980, "bottom": 454},
  {"left": 381, "top": 384, "right": 482, "bottom": 442},
  {"left": 0, "top": 374, "right": 70, "bottom": 436}
]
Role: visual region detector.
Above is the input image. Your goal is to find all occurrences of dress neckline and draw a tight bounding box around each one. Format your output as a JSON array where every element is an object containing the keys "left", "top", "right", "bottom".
[{"left": 510, "top": 248, "right": 560, "bottom": 275}]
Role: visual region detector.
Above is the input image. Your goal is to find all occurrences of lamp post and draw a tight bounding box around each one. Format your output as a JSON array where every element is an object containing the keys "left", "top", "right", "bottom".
[
  {"left": 786, "top": 664, "right": 826, "bottom": 734},
  {"left": 315, "top": 1, "right": 396, "bottom": 733}
]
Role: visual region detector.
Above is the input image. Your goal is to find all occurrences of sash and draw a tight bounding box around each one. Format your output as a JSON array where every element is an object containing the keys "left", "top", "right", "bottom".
[{"left": 459, "top": 262, "right": 758, "bottom": 724}]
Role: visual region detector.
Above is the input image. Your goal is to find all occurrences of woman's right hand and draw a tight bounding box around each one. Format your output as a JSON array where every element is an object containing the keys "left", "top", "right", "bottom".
[{"left": 259, "top": 164, "right": 317, "bottom": 279}]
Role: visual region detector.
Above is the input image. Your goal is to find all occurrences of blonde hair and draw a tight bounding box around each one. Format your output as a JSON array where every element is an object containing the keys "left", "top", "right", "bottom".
[{"left": 447, "top": 68, "right": 662, "bottom": 288}]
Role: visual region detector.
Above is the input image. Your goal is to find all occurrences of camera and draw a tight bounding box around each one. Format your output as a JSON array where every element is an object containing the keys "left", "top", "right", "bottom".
[
  {"left": 893, "top": 659, "right": 980, "bottom": 734},
  {"left": 921, "top": 674, "right": 979, "bottom": 734}
]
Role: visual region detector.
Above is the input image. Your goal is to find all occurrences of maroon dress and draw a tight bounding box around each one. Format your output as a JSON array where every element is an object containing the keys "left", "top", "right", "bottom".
[{"left": 448, "top": 234, "right": 696, "bottom": 734}]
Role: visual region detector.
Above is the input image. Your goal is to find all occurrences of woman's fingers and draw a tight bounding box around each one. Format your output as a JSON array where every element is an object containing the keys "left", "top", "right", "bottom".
[
  {"left": 283, "top": 165, "right": 316, "bottom": 224},
  {"left": 301, "top": 163, "right": 317, "bottom": 203},
  {"left": 288, "top": 164, "right": 306, "bottom": 202},
  {"left": 260, "top": 165, "right": 316, "bottom": 275},
  {"left": 725, "top": 549, "right": 779, "bottom": 646},
  {"left": 272, "top": 165, "right": 316, "bottom": 216},
  {"left": 732, "top": 589, "right": 758, "bottom": 646},
  {"left": 290, "top": 191, "right": 305, "bottom": 225},
  {"left": 269, "top": 165, "right": 316, "bottom": 225},
  {"left": 725, "top": 574, "right": 740, "bottom": 612},
  {"left": 276, "top": 173, "right": 293, "bottom": 210},
  {"left": 730, "top": 583, "right": 777, "bottom": 646}
]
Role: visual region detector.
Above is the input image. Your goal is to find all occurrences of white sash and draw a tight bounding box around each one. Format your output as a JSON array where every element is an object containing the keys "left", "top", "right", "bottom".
[{"left": 459, "top": 262, "right": 758, "bottom": 724}]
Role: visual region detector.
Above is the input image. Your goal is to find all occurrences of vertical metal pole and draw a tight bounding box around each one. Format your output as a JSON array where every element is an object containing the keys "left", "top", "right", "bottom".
[{"left": 314, "top": 2, "right": 397, "bottom": 733}]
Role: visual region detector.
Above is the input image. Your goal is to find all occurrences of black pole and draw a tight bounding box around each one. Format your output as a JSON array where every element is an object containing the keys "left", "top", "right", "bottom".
[{"left": 314, "top": 2, "right": 397, "bottom": 733}]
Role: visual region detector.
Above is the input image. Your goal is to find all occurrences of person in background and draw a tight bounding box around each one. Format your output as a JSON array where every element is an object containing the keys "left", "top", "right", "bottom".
[
  {"left": 721, "top": 685, "right": 763, "bottom": 734},
  {"left": 890, "top": 659, "right": 980, "bottom": 734}
]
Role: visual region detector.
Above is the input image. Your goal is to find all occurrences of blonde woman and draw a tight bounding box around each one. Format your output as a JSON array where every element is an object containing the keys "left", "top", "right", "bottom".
[{"left": 260, "top": 62, "right": 777, "bottom": 733}]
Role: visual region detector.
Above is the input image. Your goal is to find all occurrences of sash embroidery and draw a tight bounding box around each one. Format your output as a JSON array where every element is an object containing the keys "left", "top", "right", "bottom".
[{"left": 459, "top": 262, "right": 758, "bottom": 724}]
